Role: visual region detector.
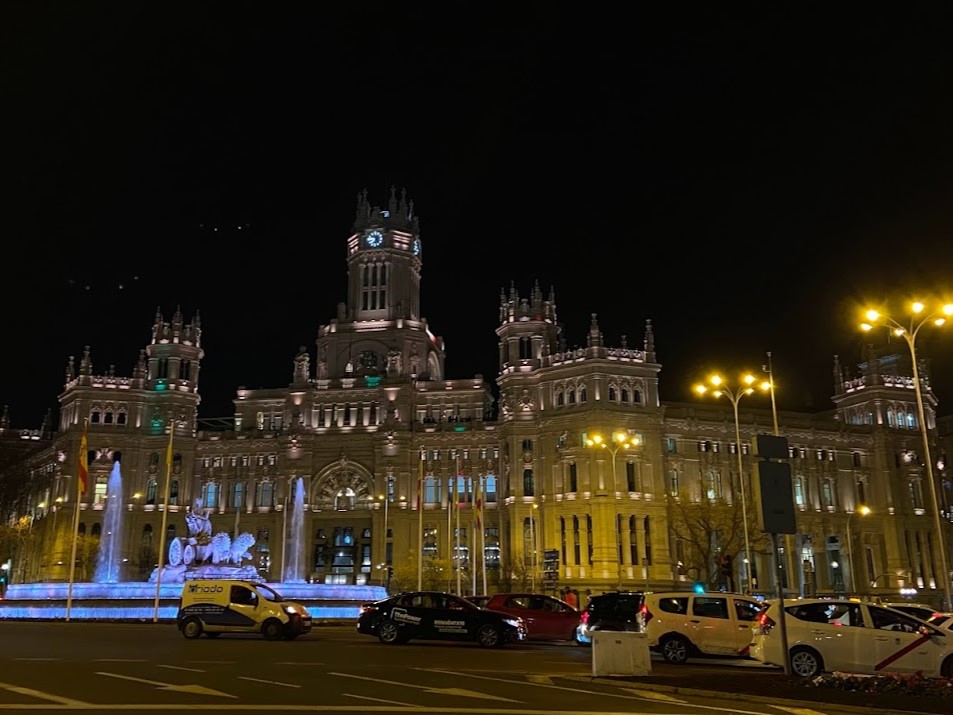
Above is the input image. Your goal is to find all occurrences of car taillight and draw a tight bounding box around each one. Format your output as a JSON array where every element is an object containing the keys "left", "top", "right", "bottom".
[
  {"left": 639, "top": 603, "right": 653, "bottom": 625},
  {"left": 580, "top": 611, "right": 590, "bottom": 625},
  {"left": 359, "top": 604, "right": 378, "bottom": 615},
  {"left": 756, "top": 611, "right": 776, "bottom": 634}
]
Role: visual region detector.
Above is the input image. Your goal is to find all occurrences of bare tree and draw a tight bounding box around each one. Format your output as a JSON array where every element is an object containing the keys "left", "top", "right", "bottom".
[{"left": 667, "top": 489, "right": 767, "bottom": 588}]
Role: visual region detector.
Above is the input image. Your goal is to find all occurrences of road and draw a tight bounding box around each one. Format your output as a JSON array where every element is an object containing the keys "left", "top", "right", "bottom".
[{"left": 0, "top": 621, "right": 843, "bottom": 714}]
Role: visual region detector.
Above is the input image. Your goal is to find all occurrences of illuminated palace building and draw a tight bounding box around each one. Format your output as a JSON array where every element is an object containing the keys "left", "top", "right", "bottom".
[{"left": 2, "top": 188, "right": 952, "bottom": 604}]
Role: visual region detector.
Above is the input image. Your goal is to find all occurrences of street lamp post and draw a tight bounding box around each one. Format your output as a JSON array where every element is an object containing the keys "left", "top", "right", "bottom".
[
  {"left": 585, "top": 431, "right": 641, "bottom": 589},
  {"left": 845, "top": 505, "right": 871, "bottom": 595},
  {"left": 862, "top": 301, "right": 953, "bottom": 611},
  {"left": 694, "top": 373, "right": 768, "bottom": 595}
]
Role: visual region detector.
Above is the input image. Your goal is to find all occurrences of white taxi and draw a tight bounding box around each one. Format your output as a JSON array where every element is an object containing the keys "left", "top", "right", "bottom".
[{"left": 750, "top": 598, "right": 953, "bottom": 678}]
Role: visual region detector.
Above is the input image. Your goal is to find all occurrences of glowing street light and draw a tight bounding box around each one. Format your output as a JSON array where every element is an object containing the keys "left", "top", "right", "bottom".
[
  {"left": 862, "top": 300, "right": 953, "bottom": 611},
  {"left": 694, "top": 373, "right": 768, "bottom": 594},
  {"left": 846, "top": 505, "right": 871, "bottom": 595},
  {"left": 585, "top": 431, "right": 641, "bottom": 588}
]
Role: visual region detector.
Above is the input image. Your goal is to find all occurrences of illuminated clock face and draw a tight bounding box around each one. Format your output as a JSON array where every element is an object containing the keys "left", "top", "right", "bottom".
[
  {"left": 366, "top": 230, "right": 383, "bottom": 248},
  {"left": 412, "top": 238, "right": 420, "bottom": 255}
]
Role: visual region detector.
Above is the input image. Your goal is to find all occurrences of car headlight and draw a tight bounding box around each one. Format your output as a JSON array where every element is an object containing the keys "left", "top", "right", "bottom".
[
  {"left": 285, "top": 606, "right": 299, "bottom": 615},
  {"left": 503, "top": 618, "right": 522, "bottom": 628}
]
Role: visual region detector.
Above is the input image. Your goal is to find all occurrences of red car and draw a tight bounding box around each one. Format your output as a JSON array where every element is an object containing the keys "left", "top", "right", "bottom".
[{"left": 478, "top": 593, "right": 581, "bottom": 642}]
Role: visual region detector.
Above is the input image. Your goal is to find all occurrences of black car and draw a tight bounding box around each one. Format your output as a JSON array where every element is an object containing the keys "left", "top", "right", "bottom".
[
  {"left": 575, "top": 591, "right": 646, "bottom": 644},
  {"left": 356, "top": 591, "right": 528, "bottom": 647}
]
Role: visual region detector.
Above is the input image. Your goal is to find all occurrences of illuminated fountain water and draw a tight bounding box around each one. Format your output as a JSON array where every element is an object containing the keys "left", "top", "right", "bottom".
[
  {"left": 93, "top": 461, "right": 124, "bottom": 583},
  {"left": 1, "top": 479, "right": 387, "bottom": 621},
  {"left": 283, "top": 477, "right": 306, "bottom": 583}
]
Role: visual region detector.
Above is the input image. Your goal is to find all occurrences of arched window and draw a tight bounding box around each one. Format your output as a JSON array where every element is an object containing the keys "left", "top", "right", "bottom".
[
  {"left": 568, "top": 389, "right": 576, "bottom": 404},
  {"left": 146, "top": 479, "right": 157, "bottom": 505},
  {"left": 621, "top": 388, "right": 630, "bottom": 403},
  {"left": 578, "top": 386, "right": 587, "bottom": 403},
  {"left": 556, "top": 390, "right": 564, "bottom": 406},
  {"left": 608, "top": 387, "right": 617, "bottom": 401},
  {"left": 169, "top": 479, "right": 179, "bottom": 506},
  {"left": 117, "top": 412, "right": 127, "bottom": 425},
  {"left": 91, "top": 410, "right": 101, "bottom": 424},
  {"left": 104, "top": 411, "right": 114, "bottom": 424}
]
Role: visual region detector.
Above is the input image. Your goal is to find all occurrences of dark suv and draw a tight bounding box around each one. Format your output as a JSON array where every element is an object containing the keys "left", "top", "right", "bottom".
[{"left": 575, "top": 591, "right": 647, "bottom": 644}]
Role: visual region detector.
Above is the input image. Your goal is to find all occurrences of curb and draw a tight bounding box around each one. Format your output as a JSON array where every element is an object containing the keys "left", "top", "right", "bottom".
[{"left": 561, "top": 675, "right": 941, "bottom": 715}]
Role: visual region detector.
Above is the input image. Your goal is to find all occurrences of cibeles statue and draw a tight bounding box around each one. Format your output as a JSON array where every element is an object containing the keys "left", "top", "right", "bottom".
[{"left": 149, "top": 498, "right": 260, "bottom": 583}]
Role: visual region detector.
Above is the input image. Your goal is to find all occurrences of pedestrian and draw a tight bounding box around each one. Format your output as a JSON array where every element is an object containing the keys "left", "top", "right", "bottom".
[
  {"left": 564, "top": 588, "right": 578, "bottom": 609},
  {"left": 584, "top": 589, "right": 593, "bottom": 607}
]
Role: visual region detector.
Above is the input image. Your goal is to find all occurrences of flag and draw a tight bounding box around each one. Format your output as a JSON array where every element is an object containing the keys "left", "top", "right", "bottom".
[
  {"left": 474, "top": 472, "right": 483, "bottom": 531},
  {"left": 165, "top": 421, "right": 174, "bottom": 469},
  {"left": 77, "top": 420, "right": 89, "bottom": 495},
  {"left": 416, "top": 456, "right": 424, "bottom": 510}
]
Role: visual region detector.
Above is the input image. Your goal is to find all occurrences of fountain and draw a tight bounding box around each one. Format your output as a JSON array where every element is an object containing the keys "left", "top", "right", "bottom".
[
  {"left": 0, "top": 478, "right": 387, "bottom": 621},
  {"left": 283, "top": 477, "right": 306, "bottom": 583},
  {"left": 93, "top": 460, "right": 124, "bottom": 583}
]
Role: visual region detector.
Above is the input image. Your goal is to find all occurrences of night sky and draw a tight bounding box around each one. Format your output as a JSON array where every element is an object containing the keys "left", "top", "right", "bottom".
[{"left": 5, "top": 5, "right": 953, "bottom": 427}]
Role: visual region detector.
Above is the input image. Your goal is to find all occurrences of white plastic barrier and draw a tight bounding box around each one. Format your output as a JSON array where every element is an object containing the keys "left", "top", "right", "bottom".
[{"left": 591, "top": 630, "right": 651, "bottom": 676}]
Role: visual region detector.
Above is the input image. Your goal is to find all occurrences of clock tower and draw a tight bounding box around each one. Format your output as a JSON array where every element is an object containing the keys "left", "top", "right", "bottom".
[{"left": 315, "top": 187, "right": 444, "bottom": 381}]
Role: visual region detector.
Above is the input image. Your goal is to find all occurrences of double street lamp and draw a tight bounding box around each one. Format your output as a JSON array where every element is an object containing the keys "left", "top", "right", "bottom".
[
  {"left": 585, "top": 431, "right": 641, "bottom": 589},
  {"left": 694, "top": 373, "right": 769, "bottom": 595},
  {"left": 845, "top": 505, "right": 871, "bottom": 595},
  {"left": 862, "top": 300, "right": 953, "bottom": 611}
]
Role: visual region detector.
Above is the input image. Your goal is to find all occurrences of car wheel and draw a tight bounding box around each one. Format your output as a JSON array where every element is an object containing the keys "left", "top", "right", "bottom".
[
  {"left": 378, "top": 620, "right": 404, "bottom": 644},
  {"left": 181, "top": 617, "right": 203, "bottom": 640},
  {"left": 941, "top": 655, "right": 953, "bottom": 678},
  {"left": 261, "top": 619, "right": 284, "bottom": 641},
  {"left": 660, "top": 634, "right": 691, "bottom": 664},
  {"left": 477, "top": 624, "right": 504, "bottom": 648},
  {"left": 790, "top": 646, "right": 823, "bottom": 678},
  {"left": 205, "top": 632, "right": 221, "bottom": 639}
]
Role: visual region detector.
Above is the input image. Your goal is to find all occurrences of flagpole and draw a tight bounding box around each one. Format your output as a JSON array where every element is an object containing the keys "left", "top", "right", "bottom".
[
  {"left": 416, "top": 455, "right": 424, "bottom": 590},
  {"left": 65, "top": 418, "right": 89, "bottom": 622},
  {"left": 455, "top": 456, "right": 462, "bottom": 596},
  {"left": 471, "top": 471, "right": 477, "bottom": 596},
  {"left": 479, "top": 473, "right": 487, "bottom": 596},
  {"left": 152, "top": 422, "right": 175, "bottom": 623}
]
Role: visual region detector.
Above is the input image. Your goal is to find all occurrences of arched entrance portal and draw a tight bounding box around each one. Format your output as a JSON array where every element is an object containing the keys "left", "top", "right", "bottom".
[{"left": 310, "top": 459, "right": 374, "bottom": 585}]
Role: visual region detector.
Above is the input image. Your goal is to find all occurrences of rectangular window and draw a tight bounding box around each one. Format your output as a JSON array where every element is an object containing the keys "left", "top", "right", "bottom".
[
  {"left": 569, "top": 463, "right": 578, "bottom": 492},
  {"left": 665, "top": 438, "right": 677, "bottom": 454}
]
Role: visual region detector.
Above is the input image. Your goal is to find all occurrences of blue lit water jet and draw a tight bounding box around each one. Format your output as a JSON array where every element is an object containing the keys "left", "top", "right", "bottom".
[
  {"left": 93, "top": 460, "right": 123, "bottom": 583},
  {"left": 283, "top": 477, "right": 306, "bottom": 583}
]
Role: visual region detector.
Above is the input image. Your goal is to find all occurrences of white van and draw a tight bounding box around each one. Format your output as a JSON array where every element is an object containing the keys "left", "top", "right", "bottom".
[
  {"left": 177, "top": 580, "right": 312, "bottom": 640},
  {"left": 644, "top": 591, "right": 763, "bottom": 663}
]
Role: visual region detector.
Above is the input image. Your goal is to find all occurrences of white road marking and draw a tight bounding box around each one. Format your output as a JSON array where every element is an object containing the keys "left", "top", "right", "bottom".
[
  {"left": 342, "top": 693, "right": 417, "bottom": 706},
  {"left": 525, "top": 675, "right": 553, "bottom": 685},
  {"left": 96, "top": 672, "right": 236, "bottom": 698},
  {"left": 158, "top": 664, "right": 205, "bottom": 672},
  {"left": 0, "top": 680, "right": 87, "bottom": 705},
  {"left": 12, "top": 658, "right": 59, "bottom": 661},
  {"left": 329, "top": 671, "right": 521, "bottom": 703},
  {"left": 273, "top": 662, "right": 327, "bottom": 666},
  {"left": 775, "top": 708, "right": 830, "bottom": 715},
  {"left": 238, "top": 676, "right": 301, "bottom": 689},
  {"left": 93, "top": 659, "right": 147, "bottom": 663},
  {"left": 427, "top": 669, "right": 772, "bottom": 714}
]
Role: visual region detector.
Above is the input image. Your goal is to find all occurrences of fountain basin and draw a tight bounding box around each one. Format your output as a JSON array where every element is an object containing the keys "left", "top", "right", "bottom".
[{"left": 0, "top": 581, "right": 388, "bottom": 621}]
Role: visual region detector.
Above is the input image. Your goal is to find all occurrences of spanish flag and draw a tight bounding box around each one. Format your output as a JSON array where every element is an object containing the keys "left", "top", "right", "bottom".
[{"left": 77, "top": 420, "right": 89, "bottom": 495}]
